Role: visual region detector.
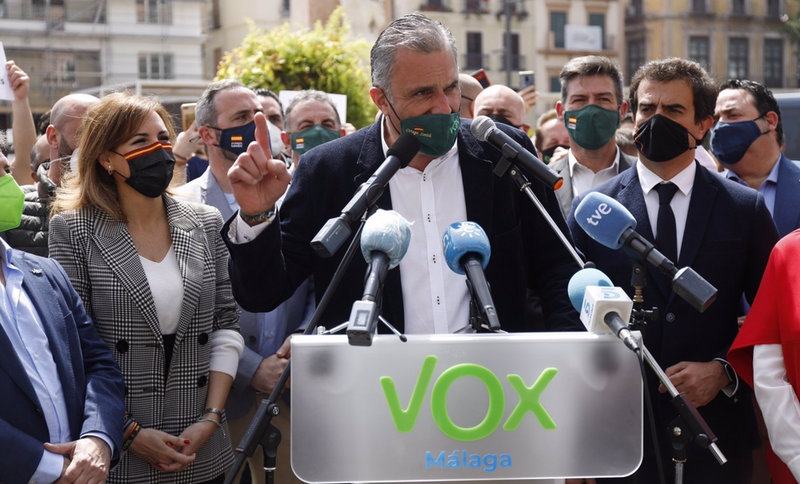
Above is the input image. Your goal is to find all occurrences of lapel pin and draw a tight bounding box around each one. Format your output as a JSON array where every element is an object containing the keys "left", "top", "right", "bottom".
[{"left": 31, "top": 269, "right": 43, "bottom": 275}]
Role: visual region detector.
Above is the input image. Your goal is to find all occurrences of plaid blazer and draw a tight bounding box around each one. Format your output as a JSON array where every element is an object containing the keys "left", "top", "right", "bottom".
[{"left": 49, "top": 196, "right": 239, "bottom": 483}]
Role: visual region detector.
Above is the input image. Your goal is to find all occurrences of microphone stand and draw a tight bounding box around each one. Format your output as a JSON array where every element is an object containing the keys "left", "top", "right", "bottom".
[
  {"left": 454, "top": 279, "right": 508, "bottom": 334},
  {"left": 625, "top": 262, "right": 726, "bottom": 484},
  {"left": 493, "top": 153, "right": 585, "bottom": 269},
  {"left": 224, "top": 207, "right": 386, "bottom": 484}
]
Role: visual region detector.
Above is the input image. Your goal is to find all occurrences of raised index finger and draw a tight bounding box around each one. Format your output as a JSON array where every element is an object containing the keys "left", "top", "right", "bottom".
[{"left": 253, "top": 112, "right": 273, "bottom": 161}]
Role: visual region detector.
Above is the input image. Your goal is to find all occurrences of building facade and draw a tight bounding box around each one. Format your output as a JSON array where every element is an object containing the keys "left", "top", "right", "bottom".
[
  {"left": 626, "top": 0, "right": 799, "bottom": 90},
  {"left": 0, "top": 0, "right": 207, "bottom": 130}
]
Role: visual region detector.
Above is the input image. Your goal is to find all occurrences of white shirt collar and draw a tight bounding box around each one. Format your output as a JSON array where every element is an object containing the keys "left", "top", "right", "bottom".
[
  {"left": 567, "top": 146, "right": 620, "bottom": 177},
  {"left": 636, "top": 158, "right": 697, "bottom": 197}
]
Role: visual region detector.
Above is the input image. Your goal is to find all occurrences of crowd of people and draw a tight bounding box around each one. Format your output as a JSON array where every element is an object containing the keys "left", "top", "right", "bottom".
[{"left": 1, "top": 10, "right": 800, "bottom": 484}]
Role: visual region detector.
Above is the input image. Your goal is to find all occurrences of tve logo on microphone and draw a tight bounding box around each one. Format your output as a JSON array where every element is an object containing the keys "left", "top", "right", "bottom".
[{"left": 583, "top": 200, "right": 612, "bottom": 226}]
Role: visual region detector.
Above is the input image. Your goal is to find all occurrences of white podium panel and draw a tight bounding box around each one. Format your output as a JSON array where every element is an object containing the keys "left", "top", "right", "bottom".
[{"left": 291, "top": 333, "right": 643, "bottom": 482}]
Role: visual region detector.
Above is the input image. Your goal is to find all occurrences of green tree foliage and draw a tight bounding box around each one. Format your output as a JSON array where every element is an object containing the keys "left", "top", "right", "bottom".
[{"left": 216, "top": 7, "right": 377, "bottom": 129}]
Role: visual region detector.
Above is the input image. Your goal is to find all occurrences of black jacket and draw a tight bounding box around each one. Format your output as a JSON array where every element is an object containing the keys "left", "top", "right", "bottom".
[{"left": 0, "top": 184, "right": 49, "bottom": 257}]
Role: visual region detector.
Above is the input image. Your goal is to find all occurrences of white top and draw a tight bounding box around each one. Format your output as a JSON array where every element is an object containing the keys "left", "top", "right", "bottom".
[
  {"left": 753, "top": 344, "right": 800, "bottom": 480},
  {"left": 382, "top": 127, "right": 470, "bottom": 335},
  {"left": 139, "top": 244, "right": 243, "bottom": 378},
  {"left": 636, "top": 160, "right": 696, "bottom": 260},
  {"left": 568, "top": 147, "right": 621, "bottom": 198},
  {"left": 139, "top": 245, "right": 184, "bottom": 335}
]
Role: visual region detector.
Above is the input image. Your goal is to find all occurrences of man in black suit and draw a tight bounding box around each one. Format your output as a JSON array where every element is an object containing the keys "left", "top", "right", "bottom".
[
  {"left": 222, "top": 13, "right": 582, "bottom": 335},
  {"left": 567, "top": 58, "right": 779, "bottom": 483},
  {"left": 551, "top": 56, "right": 636, "bottom": 220}
]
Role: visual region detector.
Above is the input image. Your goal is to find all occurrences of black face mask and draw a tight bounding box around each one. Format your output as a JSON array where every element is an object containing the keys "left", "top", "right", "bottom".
[
  {"left": 634, "top": 114, "right": 700, "bottom": 163},
  {"left": 113, "top": 141, "right": 175, "bottom": 198},
  {"left": 487, "top": 113, "right": 522, "bottom": 130},
  {"left": 540, "top": 144, "right": 569, "bottom": 164}
]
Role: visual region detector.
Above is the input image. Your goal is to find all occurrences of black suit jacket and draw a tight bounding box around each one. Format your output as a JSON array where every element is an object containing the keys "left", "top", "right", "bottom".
[
  {"left": 567, "top": 162, "right": 779, "bottom": 476},
  {"left": 224, "top": 119, "right": 583, "bottom": 333}
]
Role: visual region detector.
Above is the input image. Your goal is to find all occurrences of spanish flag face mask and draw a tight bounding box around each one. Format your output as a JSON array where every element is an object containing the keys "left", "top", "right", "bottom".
[
  {"left": 111, "top": 141, "right": 175, "bottom": 198},
  {"left": 0, "top": 174, "right": 24, "bottom": 232}
]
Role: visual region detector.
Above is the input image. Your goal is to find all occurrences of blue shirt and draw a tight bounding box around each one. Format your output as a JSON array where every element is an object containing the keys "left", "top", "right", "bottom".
[
  {"left": 0, "top": 239, "right": 114, "bottom": 483},
  {"left": 726, "top": 155, "right": 781, "bottom": 217}
]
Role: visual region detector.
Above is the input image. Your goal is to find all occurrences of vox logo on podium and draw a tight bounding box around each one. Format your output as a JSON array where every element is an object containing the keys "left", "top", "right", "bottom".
[{"left": 380, "top": 356, "right": 558, "bottom": 442}]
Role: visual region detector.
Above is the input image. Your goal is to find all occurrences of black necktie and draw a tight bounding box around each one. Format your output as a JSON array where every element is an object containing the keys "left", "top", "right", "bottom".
[{"left": 656, "top": 182, "right": 679, "bottom": 263}]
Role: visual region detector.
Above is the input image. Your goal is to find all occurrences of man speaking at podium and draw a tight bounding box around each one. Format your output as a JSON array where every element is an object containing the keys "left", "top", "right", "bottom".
[{"left": 221, "top": 13, "right": 582, "bottom": 337}]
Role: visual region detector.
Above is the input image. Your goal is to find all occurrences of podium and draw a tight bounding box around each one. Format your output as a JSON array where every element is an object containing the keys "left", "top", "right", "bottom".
[{"left": 290, "top": 332, "right": 643, "bottom": 482}]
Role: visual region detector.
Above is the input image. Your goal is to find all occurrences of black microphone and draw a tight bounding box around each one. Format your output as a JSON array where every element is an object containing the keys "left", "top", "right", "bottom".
[
  {"left": 442, "top": 222, "right": 501, "bottom": 331},
  {"left": 347, "top": 210, "right": 411, "bottom": 346},
  {"left": 575, "top": 192, "right": 718, "bottom": 313},
  {"left": 311, "top": 133, "right": 420, "bottom": 258},
  {"left": 470, "top": 116, "right": 563, "bottom": 191}
]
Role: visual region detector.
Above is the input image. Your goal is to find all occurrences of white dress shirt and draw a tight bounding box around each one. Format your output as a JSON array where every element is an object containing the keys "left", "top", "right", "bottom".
[
  {"left": 381, "top": 125, "right": 471, "bottom": 335},
  {"left": 568, "top": 147, "right": 621, "bottom": 198},
  {"left": 636, "top": 160, "right": 697, "bottom": 260},
  {"left": 753, "top": 344, "right": 800, "bottom": 481}
]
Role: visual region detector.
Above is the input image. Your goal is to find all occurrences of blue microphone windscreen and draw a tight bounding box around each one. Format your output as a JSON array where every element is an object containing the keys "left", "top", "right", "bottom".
[
  {"left": 361, "top": 209, "right": 412, "bottom": 269},
  {"left": 575, "top": 192, "right": 637, "bottom": 250},
  {"left": 442, "top": 222, "right": 491, "bottom": 275},
  {"left": 567, "top": 267, "right": 613, "bottom": 312}
]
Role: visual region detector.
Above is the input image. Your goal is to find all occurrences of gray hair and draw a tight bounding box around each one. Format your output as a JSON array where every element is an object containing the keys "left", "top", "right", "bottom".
[
  {"left": 284, "top": 90, "right": 342, "bottom": 132},
  {"left": 370, "top": 13, "right": 458, "bottom": 100},
  {"left": 559, "top": 55, "right": 624, "bottom": 106},
  {"left": 196, "top": 78, "right": 249, "bottom": 128}
]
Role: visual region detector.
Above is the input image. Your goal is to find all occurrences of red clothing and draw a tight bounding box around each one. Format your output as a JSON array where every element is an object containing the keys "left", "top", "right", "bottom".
[{"left": 729, "top": 229, "right": 800, "bottom": 484}]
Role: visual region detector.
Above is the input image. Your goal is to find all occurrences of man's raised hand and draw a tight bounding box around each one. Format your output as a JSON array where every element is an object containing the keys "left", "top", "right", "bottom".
[{"left": 228, "top": 112, "right": 291, "bottom": 221}]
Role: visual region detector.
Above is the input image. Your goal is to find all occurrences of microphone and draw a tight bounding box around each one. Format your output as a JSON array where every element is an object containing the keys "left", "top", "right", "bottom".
[
  {"left": 442, "top": 222, "right": 501, "bottom": 331},
  {"left": 575, "top": 192, "right": 717, "bottom": 313},
  {"left": 470, "top": 116, "right": 563, "bottom": 191},
  {"left": 311, "top": 133, "right": 420, "bottom": 258},
  {"left": 568, "top": 268, "right": 639, "bottom": 353},
  {"left": 346, "top": 210, "right": 411, "bottom": 346}
]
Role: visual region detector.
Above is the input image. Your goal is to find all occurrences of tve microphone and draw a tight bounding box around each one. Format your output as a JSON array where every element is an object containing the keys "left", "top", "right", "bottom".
[
  {"left": 347, "top": 210, "right": 411, "bottom": 346},
  {"left": 442, "top": 221, "right": 501, "bottom": 331},
  {"left": 575, "top": 192, "right": 717, "bottom": 313},
  {"left": 568, "top": 269, "right": 639, "bottom": 352},
  {"left": 311, "top": 133, "right": 420, "bottom": 258},
  {"left": 470, "top": 116, "right": 563, "bottom": 191}
]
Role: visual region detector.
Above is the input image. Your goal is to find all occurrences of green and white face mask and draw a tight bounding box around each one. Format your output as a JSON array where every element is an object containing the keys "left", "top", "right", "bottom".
[
  {"left": 291, "top": 125, "right": 341, "bottom": 155},
  {"left": 564, "top": 104, "right": 621, "bottom": 150},
  {"left": 385, "top": 92, "right": 461, "bottom": 158},
  {"left": 0, "top": 174, "right": 24, "bottom": 233}
]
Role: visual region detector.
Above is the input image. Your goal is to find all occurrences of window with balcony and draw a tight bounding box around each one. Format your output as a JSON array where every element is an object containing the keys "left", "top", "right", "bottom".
[
  {"left": 138, "top": 53, "right": 174, "bottom": 80},
  {"left": 692, "top": 0, "right": 708, "bottom": 13},
  {"left": 283, "top": 0, "right": 290, "bottom": 17},
  {"left": 728, "top": 38, "right": 748, "bottom": 79},
  {"left": 44, "top": 55, "right": 76, "bottom": 88},
  {"left": 551, "top": 11, "right": 567, "bottom": 49},
  {"left": 764, "top": 39, "right": 783, "bottom": 87},
  {"left": 688, "top": 36, "right": 710, "bottom": 70},
  {"left": 421, "top": 0, "right": 451, "bottom": 12},
  {"left": 464, "top": 32, "right": 484, "bottom": 70},
  {"left": 767, "top": 0, "right": 781, "bottom": 17},
  {"left": 628, "top": 0, "right": 643, "bottom": 17},
  {"left": 137, "top": 0, "right": 172, "bottom": 24},
  {"left": 731, "top": 0, "right": 746, "bottom": 16},
  {"left": 550, "top": 76, "right": 561, "bottom": 94},
  {"left": 589, "top": 13, "right": 607, "bottom": 50},
  {"left": 627, "top": 38, "right": 645, "bottom": 81},
  {"left": 211, "top": 0, "right": 221, "bottom": 29},
  {"left": 501, "top": 33, "right": 523, "bottom": 70},
  {"left": 465, "top": 0, "right": 488, "bottom": 13}
]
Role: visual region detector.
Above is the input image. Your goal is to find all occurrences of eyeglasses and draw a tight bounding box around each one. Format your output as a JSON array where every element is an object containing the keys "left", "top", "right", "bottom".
[{"left": 461, "top": 95, "right": 474, "bottom": 102}]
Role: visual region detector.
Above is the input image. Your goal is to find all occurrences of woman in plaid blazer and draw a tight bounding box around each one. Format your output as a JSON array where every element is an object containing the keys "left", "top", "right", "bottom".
[{"left": 49, "top": 93, "right": 243, "bottom": 483}]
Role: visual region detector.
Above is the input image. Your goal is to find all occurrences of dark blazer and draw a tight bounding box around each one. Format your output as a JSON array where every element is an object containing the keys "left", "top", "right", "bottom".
[
  {"left": 548, "top": 148, "right": 636, "bottom": 220},
  {"left": 567, "top": 162, "right": 779, "bottom": 481},
  {"left": 224, "top": 119, "right": 583, "bottom": 333},
  {"left": 49, "top": 197, "right": 239, "bottom": 483},
  {"left": 0, "top": 248, "right": 124, "bottom": 484},
  {"left": 774, "top": 153, "right": 800, "bottom": 238}
]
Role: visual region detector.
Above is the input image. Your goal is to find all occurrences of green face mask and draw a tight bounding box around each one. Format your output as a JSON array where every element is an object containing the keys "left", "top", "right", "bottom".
[
  {"left": 384, "top": 93, "right": 461, "bottom": 158},
  {"left": 0, "top": 174, "right": 24, "bottom": 233},
  {"left": 291, "top": 125, "right": 342, "bottom": 155},
  {"left": 564, "top": 104, "right": 621, "bottom": 150}
]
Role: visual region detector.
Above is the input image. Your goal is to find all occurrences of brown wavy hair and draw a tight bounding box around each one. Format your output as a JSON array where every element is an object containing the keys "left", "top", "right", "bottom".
[{"left": 51, "top": 92, "right": 176, "bottom": 220}]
